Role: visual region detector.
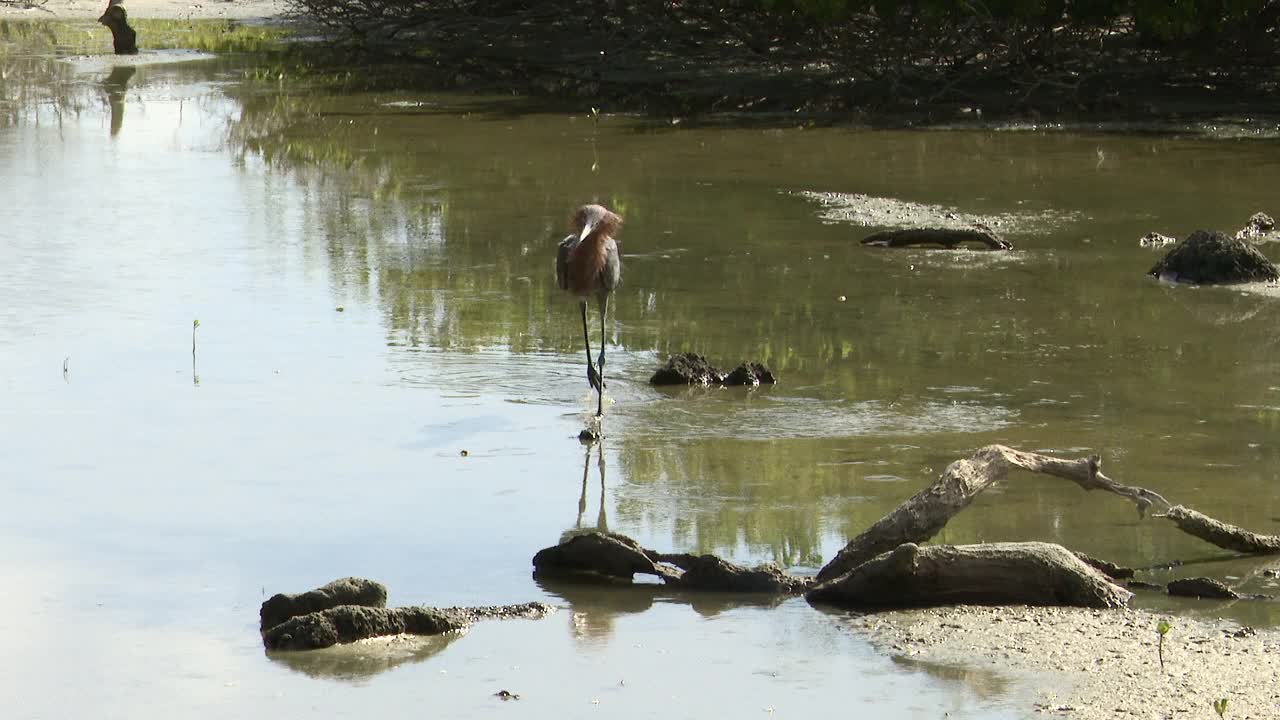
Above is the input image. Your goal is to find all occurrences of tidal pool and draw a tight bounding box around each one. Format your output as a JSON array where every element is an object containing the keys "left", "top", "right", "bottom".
[{"left": 2, "top": 29, "right": 1279, "bottom": 719}]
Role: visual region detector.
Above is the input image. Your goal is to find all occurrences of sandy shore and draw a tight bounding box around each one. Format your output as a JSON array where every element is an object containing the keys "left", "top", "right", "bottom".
[
  {"left": 858, "top": 605, "right": 1280, "bottom": 719},
  {"left": 0, "top": 0, "right": 288, "bottom": 21}
]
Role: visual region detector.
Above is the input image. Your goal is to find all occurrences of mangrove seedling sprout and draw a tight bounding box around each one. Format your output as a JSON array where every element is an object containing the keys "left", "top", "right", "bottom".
[
  {"left": 1214, "top": 698, "right": 1229, "bottom": 718},
  {"left": 192, "top": 319, "right": 200, "bottom": 355},
  {"left": 1156, "top": 619, "right": 1171, "bottom": 673}
]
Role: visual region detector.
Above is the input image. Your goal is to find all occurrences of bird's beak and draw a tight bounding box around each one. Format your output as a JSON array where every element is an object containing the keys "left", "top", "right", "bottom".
[{"left": 579, "top": 221, "right": 594, "bottom": 242}]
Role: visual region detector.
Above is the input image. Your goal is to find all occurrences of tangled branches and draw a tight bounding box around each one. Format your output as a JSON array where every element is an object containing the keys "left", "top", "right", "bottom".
[{"left": 283, "top": 0, "right": 1280, "bottom": 120}]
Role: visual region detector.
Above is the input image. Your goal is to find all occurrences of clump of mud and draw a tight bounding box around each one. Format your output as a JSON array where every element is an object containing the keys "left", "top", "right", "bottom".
[{"left": 650, "top": 353, "right": 777, "bottom": 386}]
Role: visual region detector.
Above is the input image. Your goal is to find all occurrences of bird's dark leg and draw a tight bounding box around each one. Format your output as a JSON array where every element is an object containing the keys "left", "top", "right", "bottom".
[
  {"left": 597, "top": 293, "right": 609, "bottom": 375},
  {"left": 581, "top": 301, "right": 602, "bottom": 393},
  {"left": 595, "top": 294, "right": 609, "bottom": 417}
]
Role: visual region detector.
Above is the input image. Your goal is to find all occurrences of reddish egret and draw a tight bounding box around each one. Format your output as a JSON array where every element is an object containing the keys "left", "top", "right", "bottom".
[{"left": 556, "top": 204, "right": 622, "bottom": 417}]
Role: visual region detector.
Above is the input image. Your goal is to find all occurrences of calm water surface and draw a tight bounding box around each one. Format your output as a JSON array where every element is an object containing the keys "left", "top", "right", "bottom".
[{"left": 3, "top": 34, "right": 1280, "bottom": 719}]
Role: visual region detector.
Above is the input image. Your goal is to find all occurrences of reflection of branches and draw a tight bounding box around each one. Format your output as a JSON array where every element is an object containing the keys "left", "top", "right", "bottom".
[
  {"left": 0, "top": 0, "right": 51, "bottom": 10},
  {"left": 281, "top": 0, "right": 1277, "bottom": 119}
]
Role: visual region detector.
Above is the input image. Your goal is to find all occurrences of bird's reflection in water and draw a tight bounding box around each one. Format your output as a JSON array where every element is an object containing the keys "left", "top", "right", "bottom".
[
  {"left": 102, "top": 65, "right": 136, "bottom": 137},
  {"left": 567, "top": 439, "right": 607, "bottom": 538},
  {"left": 538, "top": 440, "right": 790, "bottom": 644}
]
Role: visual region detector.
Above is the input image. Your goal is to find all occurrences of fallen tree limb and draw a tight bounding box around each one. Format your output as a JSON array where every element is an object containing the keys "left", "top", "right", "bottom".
[
  {"left": 1162, "top": 505, "right": 1280, "bottom": 554},
  {"left": 806, "top": 542, "right": 1132, "bottom": 609},
  {"left": 814, "top": 444, "right": 1267, "bottom": 583}
]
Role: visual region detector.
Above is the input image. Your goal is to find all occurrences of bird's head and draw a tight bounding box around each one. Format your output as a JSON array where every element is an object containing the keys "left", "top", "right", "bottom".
[
  {"left": 98, "top": 0, "right": 127, "bottom": 26},
  {"left": 573, "top": 204, "right": 622, "bottom": 242}
]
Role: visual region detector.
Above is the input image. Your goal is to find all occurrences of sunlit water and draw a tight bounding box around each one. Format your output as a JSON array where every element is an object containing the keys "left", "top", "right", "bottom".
[{"left": 2, "top": 32, "right": 1280, "bottom": 719}]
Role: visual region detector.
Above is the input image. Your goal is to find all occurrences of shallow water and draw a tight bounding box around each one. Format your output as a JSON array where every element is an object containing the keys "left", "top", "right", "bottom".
[{"left": 2, "top": 31, "right": 1280, "bottom": 719}]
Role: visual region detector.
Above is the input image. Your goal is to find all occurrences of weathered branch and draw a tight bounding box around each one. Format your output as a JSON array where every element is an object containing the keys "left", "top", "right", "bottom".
[
  {"left": 807, "top": 542, "right": 1132, "bottom": 609},
  {"left": 815, "top": 444, "right": 1270, "bottom": 582},
  {"left": 1162, "top": 505, "right": 1280, "bottom": 554}
]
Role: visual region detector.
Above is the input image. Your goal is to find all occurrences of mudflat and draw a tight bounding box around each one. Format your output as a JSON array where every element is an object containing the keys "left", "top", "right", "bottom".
[{"left": 857, "top": 605, "right": 1280, "bottom": 719}]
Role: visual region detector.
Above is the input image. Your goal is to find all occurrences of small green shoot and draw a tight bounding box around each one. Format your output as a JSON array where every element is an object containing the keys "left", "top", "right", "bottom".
[
  {"left": 1214, "top": 697, "right": 1228, "bottom": 718},
  {"left": 1156, "top": 619, "right": 1171, "bottom": 673},
  {"left": 192, "top": 319, "right": 201, "bottom": 355}
]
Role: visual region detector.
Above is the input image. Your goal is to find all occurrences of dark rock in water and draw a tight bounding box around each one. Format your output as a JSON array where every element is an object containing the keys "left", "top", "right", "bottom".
[
  {"left": 650, "top": 352, "right": 724, "bottom": 385},
  {"left": 264, "top": 605, "right": 469, "bottom": 650},
  {"left": 650, "top": 353, "right": 777, "bottom": 386},
  {"left": 1238, "top": 212, "right": 1276, "bottom": 239},
  {"left": 260, "top": 577, "right": 387, "bottom": 632},
  {"left": 533, "top": 531, "right": 667, "bottom": 580},
  {"left": 1166, "top": 576, "right": 1238, "bottom": 599},
  {"left": 1148, "top": 230, "right": 1279, "bottom": 284},
  {"left": 723, "top": 362, "right": 777, "bottom": 386},
  {"left": 533, "top": 531, "right": 807, "bottom": 594}
]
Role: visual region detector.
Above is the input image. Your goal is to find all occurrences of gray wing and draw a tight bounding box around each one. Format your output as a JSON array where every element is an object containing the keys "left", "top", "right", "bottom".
[
  {"left": 600, "top": 239, "right": 621, "bottom": 292},
  {"left": 555, "top": 235, "right": 575, "bottom": 291}
]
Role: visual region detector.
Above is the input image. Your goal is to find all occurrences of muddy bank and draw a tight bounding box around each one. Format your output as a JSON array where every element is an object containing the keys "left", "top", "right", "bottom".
[{"left": 853, "top": 605, "right": 1280, "bottom": 719}]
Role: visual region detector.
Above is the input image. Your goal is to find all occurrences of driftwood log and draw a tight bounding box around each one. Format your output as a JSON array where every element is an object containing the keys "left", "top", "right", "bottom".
[
  {"left": 861, "top": 228, "right": 1012, "bottom": 250},
  {"left": 806, "top": 542, "right": 1132, "bottom": 609},
  {"left": 1164, "top": 506, "right": 1280, "bottom": 553},
  {"left": 815, "top": 444, "right": 1280, "bottom": 583}
]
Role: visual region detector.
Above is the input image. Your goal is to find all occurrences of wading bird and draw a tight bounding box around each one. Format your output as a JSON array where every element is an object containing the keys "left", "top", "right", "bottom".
[{"left": 556, "top": 204, "right": 622, "bottom": 417}]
